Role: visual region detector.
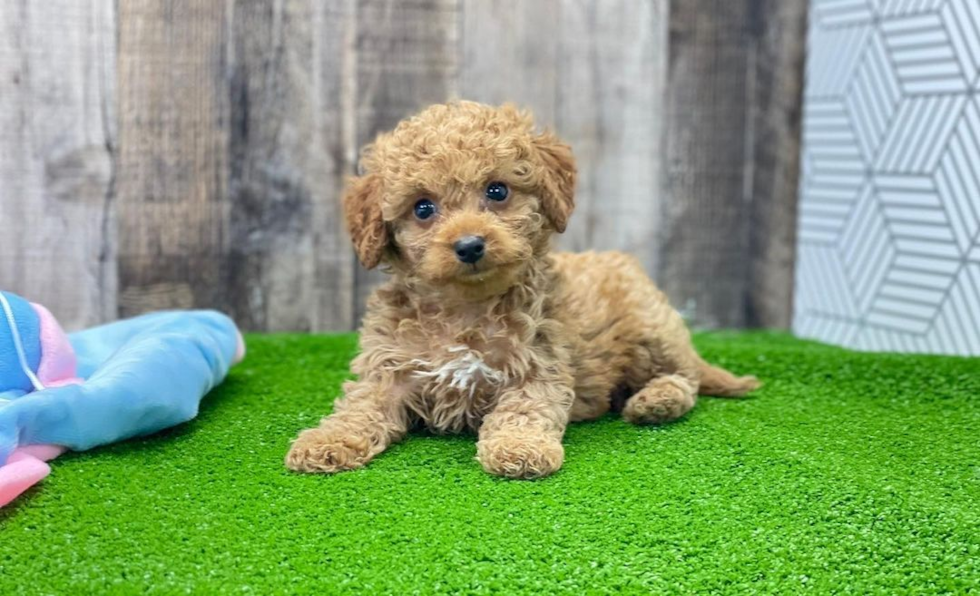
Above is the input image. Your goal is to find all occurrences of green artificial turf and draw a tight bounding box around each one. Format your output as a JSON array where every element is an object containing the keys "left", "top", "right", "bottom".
[{"left": 1, "top": 332, "right": 978, "bottom": 595}]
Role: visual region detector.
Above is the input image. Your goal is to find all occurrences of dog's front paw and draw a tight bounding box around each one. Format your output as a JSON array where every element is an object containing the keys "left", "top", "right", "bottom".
[
  {"left": 477, "top": 433, "right": 564, "bottom": 479},
  {"left": 285, "top": 428, "right": 373, "bottom": 474}
]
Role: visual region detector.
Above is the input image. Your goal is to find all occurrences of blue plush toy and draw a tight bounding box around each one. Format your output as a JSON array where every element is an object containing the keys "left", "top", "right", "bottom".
[{"left": 0, "top": 290, "right": 244, "bottom": 506}]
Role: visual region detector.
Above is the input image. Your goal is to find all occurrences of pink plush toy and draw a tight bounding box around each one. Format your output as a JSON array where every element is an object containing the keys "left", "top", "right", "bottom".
[
  {"left": 0, "top": 444, "right": 66, "bottom": 507},
  {"left": 1, "top": 290, "right": 244, "bottom": 509},
  {"left": 0, "top": 292, "right": 80, "bottom": 506}
]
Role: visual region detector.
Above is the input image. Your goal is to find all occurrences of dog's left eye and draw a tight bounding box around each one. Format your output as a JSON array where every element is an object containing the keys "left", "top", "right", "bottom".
[
  {"left": 485, "top": 181, "right": 509, "bottom": 202},
  {"left": 413, "top": 198, "right": 437, "bottom": 220}
]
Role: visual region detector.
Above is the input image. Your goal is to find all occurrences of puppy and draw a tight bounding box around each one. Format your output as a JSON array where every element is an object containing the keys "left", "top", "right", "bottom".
[{"left": 286, "top": 101, "right": 758, "bottom": 479}]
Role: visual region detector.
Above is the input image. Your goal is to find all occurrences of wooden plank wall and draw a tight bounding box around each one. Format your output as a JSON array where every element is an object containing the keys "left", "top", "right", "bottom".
[
  {"left": 660, "top": 0, "right": 807, "bottom": 328},
  {"left": 0, "top": 0, "right": 806, "bottom": 332},
  {"left": 0, "top": 0, "right": 116, "bottom": 331}
]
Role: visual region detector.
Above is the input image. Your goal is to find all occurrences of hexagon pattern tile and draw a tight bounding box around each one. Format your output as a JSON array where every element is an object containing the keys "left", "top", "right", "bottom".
[{"left": 795, "top": 0, "right": 980, "bottom": 354}]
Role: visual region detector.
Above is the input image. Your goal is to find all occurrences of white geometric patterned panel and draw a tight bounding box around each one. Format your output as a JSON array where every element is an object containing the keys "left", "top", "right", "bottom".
[{"left": 795, "top": 0, "right": 980, "bottom": 355}]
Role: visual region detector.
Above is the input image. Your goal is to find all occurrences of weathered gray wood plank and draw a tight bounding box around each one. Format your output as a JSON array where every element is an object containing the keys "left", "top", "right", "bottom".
[
  {"left": 0, "top": 0, "right": 116, "bottom": 330},
  {"left": 352, "top": 0, "right": 459, "bottom": 324},
  {"left": 746, "top": 0, "right": 806, "bottom": 329},
  {"left": 311, "top": 1, "right": 359, "bottom": 332},
  {"left": 227, "top": 0, "right": 354, "bottom": 331},
  {"left": 660, "top": 1, "right": 754, "bottom": 328},
  {"left": 556, "top": 0, "right": 667, "bottom": 274},
  {"left": 659, "top": 0, "right": 805, "bottom": 328},
  {"left": 458, "top": 0, "right": 559, "bottom": 126},
  {"left": 116, "top": 0, "right": 232, "bottom": 320}
]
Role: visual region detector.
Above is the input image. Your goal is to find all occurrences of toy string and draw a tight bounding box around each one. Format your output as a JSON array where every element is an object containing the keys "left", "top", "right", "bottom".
[{"left": 0, "top": 293, "right": 45, "bottom": 393}]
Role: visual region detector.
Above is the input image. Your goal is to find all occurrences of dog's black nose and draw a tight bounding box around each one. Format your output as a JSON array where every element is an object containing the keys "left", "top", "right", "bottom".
[{"left": 453, "top": 235, "right": 485, "bottom": 264}]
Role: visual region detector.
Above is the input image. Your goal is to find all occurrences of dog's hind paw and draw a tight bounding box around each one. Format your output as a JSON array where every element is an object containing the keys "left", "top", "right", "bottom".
[{"left": 622, "top": 374, "right": 696, "bottom": 425}]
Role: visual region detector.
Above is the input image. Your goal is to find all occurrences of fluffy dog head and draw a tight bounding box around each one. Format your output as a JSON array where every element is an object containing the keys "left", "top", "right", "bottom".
[{"left": 343, "top": 101, "right": 576, "bottom": 300}]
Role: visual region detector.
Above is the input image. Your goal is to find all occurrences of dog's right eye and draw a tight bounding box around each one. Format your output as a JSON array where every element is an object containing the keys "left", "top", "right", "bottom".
[{"left": 413, "top": 198, "right": 437, "bottom": 220}]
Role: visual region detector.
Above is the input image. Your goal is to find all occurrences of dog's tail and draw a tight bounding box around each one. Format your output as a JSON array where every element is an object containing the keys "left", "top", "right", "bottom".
[{"left": 697, "top": 359, "right": 760, "bottom": 397}]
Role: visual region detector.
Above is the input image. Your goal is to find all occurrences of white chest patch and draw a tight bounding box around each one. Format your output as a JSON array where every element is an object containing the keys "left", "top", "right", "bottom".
[{"left": 411, "top": 345, "right": 506, "bottom": 398}]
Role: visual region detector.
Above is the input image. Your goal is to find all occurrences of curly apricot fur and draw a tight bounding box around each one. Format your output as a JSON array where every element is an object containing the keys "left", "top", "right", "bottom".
[{"left": 286, "top": 101, "right": 759, "bottom": 479}]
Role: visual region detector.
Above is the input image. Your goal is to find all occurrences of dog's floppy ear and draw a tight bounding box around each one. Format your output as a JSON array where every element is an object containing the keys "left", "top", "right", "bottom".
[
  {"left": 342, "top": 173, "right": 388, "bottom": 269},
  {"left": 534, "top": 132, "right": 577, "bottom": 233}
]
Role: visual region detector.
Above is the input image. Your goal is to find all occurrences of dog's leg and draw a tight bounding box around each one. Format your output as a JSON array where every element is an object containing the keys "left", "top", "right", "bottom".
[
  {"left": 622, "top": 305, "right": 703, "bottom": 425},
  {"left": 622, "top": 374, "right": 698, "bottom": 425},
  {"left": 477, "top": 379, "right": 574, "bottom": 479},
  {"left": 285, "top": 379, "right": 409, "bottom": 474}
]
